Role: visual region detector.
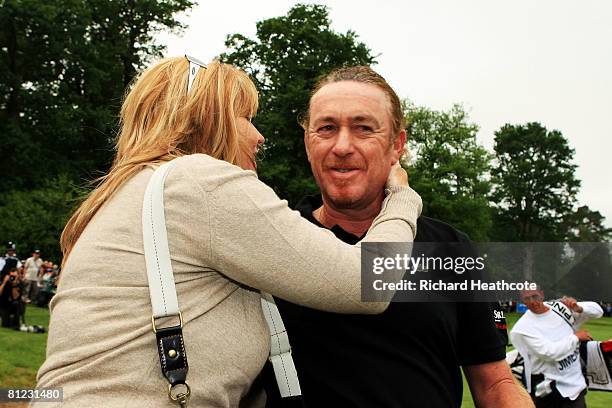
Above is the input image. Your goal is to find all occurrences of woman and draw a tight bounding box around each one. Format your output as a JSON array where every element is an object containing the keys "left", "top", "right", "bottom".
[{"left": 34, "top": 57, "right": 421, "bottom": 407}]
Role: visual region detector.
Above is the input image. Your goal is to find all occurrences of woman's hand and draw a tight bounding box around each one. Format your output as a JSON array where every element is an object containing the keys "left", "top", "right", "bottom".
[{"left": 386, "top": 162, "right": 409, "bottom": 189}]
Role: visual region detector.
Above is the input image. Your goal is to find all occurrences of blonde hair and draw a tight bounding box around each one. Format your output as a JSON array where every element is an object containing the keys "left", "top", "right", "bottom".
[{"left": 60, "top": 57, "right": 258, "bottom": 264}]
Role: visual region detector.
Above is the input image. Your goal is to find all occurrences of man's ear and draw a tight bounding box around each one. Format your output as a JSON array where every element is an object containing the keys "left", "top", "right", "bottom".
[
  {"left": 392, "top": 129, "right": 407, "bottom": 162},
  {"left": 304, "top": 130, "right": 311, "bottom": 162}
]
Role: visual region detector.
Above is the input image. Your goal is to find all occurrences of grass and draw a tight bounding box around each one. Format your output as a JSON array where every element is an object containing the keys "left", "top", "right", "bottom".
[
  {"left": 1, "top": 307, "right": 611, "bottom": 406},
  {"left": 0, "top": 305, "right": 49, "bottom": 388}
]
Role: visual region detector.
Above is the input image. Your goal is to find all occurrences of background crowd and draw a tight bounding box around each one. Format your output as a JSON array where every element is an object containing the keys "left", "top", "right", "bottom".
[{"left": 0, "top": 241, "right": 59, "bottom": 330}]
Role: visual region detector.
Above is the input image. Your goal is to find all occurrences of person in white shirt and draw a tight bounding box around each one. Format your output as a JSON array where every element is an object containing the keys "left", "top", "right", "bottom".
[
  {"left": 510, "top": 288, "right": 603, "bottom": 408},
  {"left": 23, "top": 249, "right": 43, "bottom": 302}
]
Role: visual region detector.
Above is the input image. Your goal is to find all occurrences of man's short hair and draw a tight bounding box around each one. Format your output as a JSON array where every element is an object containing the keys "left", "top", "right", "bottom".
[{"left": 300, "top": 65, "right": 405, "bottom": 139}]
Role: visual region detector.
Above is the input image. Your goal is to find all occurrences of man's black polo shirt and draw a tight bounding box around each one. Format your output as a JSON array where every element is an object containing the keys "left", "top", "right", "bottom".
[{"left": 263, "top": 194, "right": 507, "bottom": 408}]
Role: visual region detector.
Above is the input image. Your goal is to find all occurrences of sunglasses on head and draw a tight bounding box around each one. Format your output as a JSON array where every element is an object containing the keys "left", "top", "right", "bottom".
[{"left": 185, "top": 54, "right": 207, "bottom": 93}]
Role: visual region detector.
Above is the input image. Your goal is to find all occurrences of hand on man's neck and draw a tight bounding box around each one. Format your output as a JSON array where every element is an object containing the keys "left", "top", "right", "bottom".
[{"left": 313, "top": 195, "right": 384, "bottom": 237}]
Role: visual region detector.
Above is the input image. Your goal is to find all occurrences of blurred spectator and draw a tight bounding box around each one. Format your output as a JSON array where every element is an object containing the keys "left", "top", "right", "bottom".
[
  {"left": 604, "top": 303, "right": 612, "bottom": 317},
  {"left": 500, "top": 300, "right": 518, "bottom": 313},
  {"left": 36, "top": 260, "right": 49, "bottom": 296},
  {"left": 0, "top": 267, "right": 25, "bottom": 328},
  {"left": 24, "top": 250, "right": 43, "bottom": 302},
  {"left": 0, "top": 242, "right": 22, "bottom": 279},
  {"left": 35, "top": 262, "right": 59, "bottom": 307}
]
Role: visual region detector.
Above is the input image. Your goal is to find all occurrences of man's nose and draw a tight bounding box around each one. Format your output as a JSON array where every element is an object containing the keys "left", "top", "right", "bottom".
[{"left": 331, "top": 127, "right": 354, "bottom": 156}]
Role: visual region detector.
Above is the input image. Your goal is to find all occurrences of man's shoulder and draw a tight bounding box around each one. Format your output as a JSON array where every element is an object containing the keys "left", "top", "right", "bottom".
[
  {"left": 511, "top": 312, "right": 539, "bottom": 335},
  {"left": 416, "top": 216, "right": 470, "bottom": 243}
]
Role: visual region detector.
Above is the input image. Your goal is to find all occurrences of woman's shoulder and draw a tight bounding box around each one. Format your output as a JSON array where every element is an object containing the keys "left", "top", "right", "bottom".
[{"left": 170, "top": 154, "right": 257, "bottom": 192}]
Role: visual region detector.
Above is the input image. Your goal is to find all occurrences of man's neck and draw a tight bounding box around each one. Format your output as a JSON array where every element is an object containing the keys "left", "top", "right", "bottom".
[
  {"left": 313, "top": 197, "right": 383, "bottom": 236},
  {"left": 531, "top": 306, "right": 550, "bottom": 315}
]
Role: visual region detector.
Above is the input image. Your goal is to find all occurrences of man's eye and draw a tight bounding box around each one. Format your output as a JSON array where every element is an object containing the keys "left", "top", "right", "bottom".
[
  {"left": 318, "top": 125, "right": 335, "bottom": 133},
  {"left": 356, "top": 125, "right": 373, "bottom": 133}
]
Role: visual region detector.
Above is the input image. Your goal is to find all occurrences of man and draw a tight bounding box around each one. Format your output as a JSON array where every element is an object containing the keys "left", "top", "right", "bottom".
[
  {"left": 511, "top": 288, "right": 603, "bottom": 407},
  {"left": 263, "top": 66, "right": 531, "bottom": 407},
  {"left": 0, "top": 267, "right": 24, "bottom": 328},
  {"left": 0, "top": 242, "right": 21, "bottom": 278},
  {"left": 0, "top": 242, "right": 22, "bottom": 323},
  {"left": 23, "top": 249, "right": 43, "bottom": 302}
]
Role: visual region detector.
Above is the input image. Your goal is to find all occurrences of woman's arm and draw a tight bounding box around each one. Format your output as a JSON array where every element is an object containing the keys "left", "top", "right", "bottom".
[{"left": 175, "top": 159, "right": 421, "bottom": 314}]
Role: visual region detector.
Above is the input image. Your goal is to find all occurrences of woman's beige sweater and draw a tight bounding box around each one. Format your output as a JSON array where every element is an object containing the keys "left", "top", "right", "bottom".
[{"left": 34, "top": 154, "right": 421, "bottom": 407}]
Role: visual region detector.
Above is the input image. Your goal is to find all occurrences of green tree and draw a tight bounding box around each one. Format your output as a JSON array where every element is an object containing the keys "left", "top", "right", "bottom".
[
  {"left": 491, "top": 122, "right": 580, "bottom": 241},
  {"left": 404, "top": 102, "right": 493, "bottom": 240},
  {"left": 221, "top": 3, "right": 375, "bottom": 203},
  {"left": 564, "top": 205, "right": 612, "bottom": 242},
  {"left": 0, "top": 0, "right": 193, "bottom": 261},
  {"left": 0, "top": 0, "right": 194, "bottom": 192},
  {"left": 560, "top": 208, "right": 612, "bottom": 299},
  {"left": 0, "top": 176, "right": 86, "bottom": 262}
]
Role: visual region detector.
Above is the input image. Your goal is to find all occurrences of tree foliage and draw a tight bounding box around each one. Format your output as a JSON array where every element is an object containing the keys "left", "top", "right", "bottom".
[
  {"left": 0, "top": 176, "right": 86, "bottom": 262},
  {"left": 0, "top": 0, "right": 193, "bottom": 259},
  {"left": 221, "top": 3, "right": 375, "bottom": 203},
  {"left": 0, "top": 0, "right": 193, "bottom": 192},
  {"left": 491, "top": 122, "right": 581, "bottom": 241},
  {"left": 0, "top": 2, "right": 608, "bottom": 263},
  {"left": 564, "top": 205, "right": 612, "bottom": 242},
  {"left": 405, "top": 103, "right": 493, "bottom": 240}
]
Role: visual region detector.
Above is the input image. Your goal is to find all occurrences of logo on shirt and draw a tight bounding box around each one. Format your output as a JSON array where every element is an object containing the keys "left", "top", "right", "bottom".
[
  {"left": 545, "top": 300, "right": 576, "bottom": 328},
  {"left": 558, "top": 349, "right": 579, "bottom": 371}
]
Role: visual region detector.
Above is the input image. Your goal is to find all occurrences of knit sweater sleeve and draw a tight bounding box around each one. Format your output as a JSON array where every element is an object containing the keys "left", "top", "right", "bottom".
[{"left": 177, "top": 160, "right": 421, "bottom": 314}]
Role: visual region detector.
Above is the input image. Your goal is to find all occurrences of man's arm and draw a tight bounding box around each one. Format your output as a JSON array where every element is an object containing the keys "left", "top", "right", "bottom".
[
  {"left": 23, "top": 259, "right": 31, "bottom": 279},
  {"left": 0, "top": 274, "right": 9, "bottom": 295},
  {"left": 520, "top": 330, "right": 593, "bottom": 363},
  {"left": 464, "top": 360, "right": 533, "bottom": 408},
  {"left": 521, "top": 332, "right": 581, "bottom": 361},
  {"left": 581, "top": 302, "right": 604, "bottom": 317},
  {"left": 561, "top": 296, "right": 603, "bottom": 328},
  {"left": 575, "top": 303, "right": 603, "bottom": 332}
]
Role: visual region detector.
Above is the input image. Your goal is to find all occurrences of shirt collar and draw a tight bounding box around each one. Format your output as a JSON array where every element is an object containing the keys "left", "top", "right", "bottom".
[{"left": 295, "top": 194, "right": 365, "bottom": 244}]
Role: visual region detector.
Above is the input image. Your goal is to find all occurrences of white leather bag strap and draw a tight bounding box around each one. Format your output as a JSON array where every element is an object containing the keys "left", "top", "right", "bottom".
[
  {"left": 261, "top": 292, "right": 302, "bottom": 398},
  {"left": 143, "top": 160, "right": 191, "bottom": 406},
  {"left": 143, "top": 160, "right": 299, "bottom": 401},
  {"left": 143, "top": 161, "right": 180, "bottom": 318}
]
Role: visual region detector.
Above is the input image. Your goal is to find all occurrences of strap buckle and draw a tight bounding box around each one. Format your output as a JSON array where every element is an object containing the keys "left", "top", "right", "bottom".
[{"left": 152, "top": 311, "right": 184, "bottom": 333}]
